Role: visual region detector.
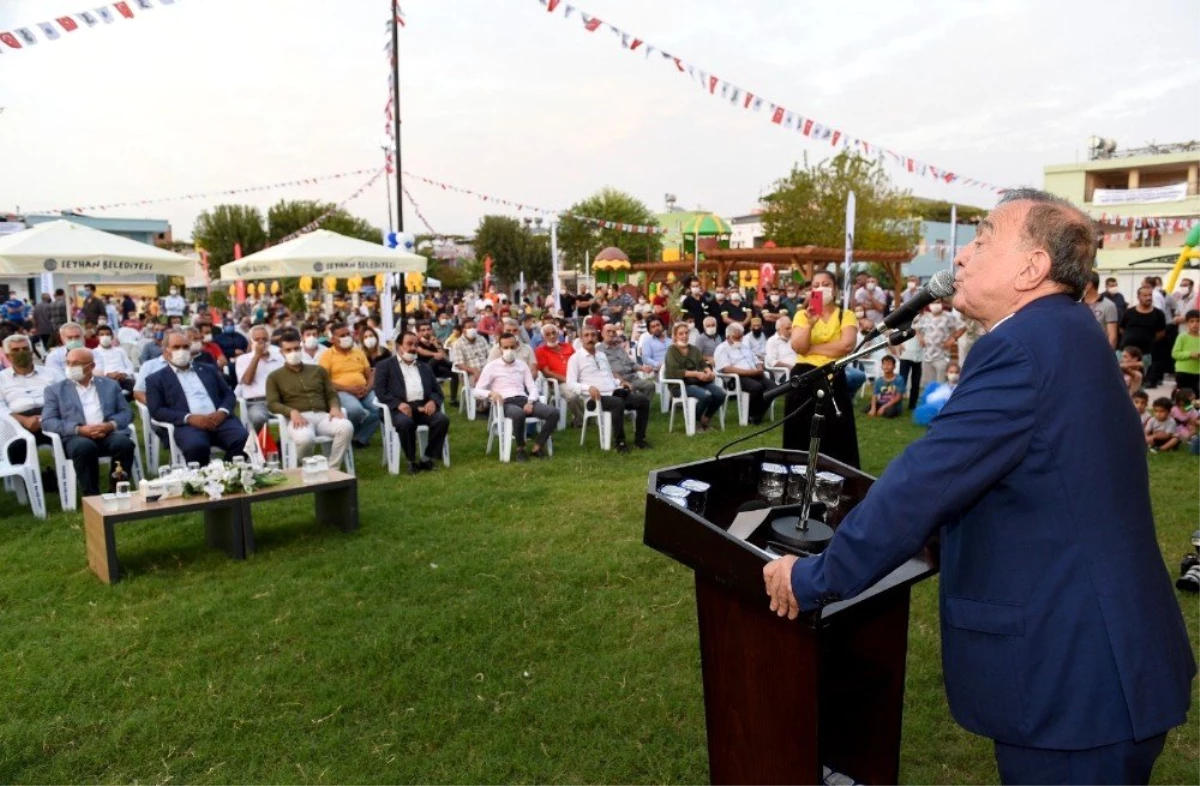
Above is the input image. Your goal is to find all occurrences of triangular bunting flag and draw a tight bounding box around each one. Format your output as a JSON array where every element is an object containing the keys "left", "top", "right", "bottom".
[
  {"left": 38, "top": 22, "right": 61, "bottom": 40},
  {"left": 57, "top": 16, "right": 80, "bottom": 31}
]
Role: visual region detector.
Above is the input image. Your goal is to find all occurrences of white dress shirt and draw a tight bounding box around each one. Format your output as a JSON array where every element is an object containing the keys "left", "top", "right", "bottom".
[
  {"left": 744, "top": 330, "right": 767, "bottom": 361},
  {"left": 93, "top": 345, "right": 134, "bottom": 377},
  {"left": 714, "top": 339, "right": 761, "bottom": 373},
  {"left": 170, "top": 364, "right": 218, "bottom": 416},
  {"left": 163, "top": 294, "right": 186, "bottom": 316},
  {"left": 474, "top": 357, "right": 539, "bottom": 401},
  {"left": 234, "top": 346, "right": 284, "bottom": 399},
  {"left": 565, "top": 348, "right": 619, "bottom": 396},
  {"left": 398, "top": 358, "right": 426, "bottom": 403},
  {"left": 73, "top": 380, "right": 105, "bottom": 426},
  {"left": 0, "top": 366, "right": 62, "bottom": 414},
  {"left": 300, "top": 344, "right": 326, "bottom": 365},
  {"left": 764, "top": 334, "right": 797, "bottom": 370}
]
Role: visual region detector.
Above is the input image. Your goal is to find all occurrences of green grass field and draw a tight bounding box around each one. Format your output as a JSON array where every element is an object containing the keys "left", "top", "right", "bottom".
[{"left": 0, "top": 405, "right": 1195, "bottom": 784}]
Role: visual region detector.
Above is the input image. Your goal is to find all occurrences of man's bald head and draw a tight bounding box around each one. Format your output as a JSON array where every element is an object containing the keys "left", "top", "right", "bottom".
[{"left": 66, "top": 348, "right": 94, "bottom": 366}]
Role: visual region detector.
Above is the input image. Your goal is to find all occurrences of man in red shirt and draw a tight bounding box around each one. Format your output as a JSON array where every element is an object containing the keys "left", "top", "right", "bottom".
[
  {"left": 477, "top": 304, "right": 499, "bottom": 342},
  {"left": 534, "top": 322, "right": 582, "bottom": 426}
]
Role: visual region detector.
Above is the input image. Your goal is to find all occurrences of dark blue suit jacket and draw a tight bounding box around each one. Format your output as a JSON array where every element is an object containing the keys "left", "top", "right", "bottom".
[
  {"left": 792, "top": 294, "right": 1195, "bottom": 749},
  {"left": 145, "top": 362, "right": 237, "bottom": 428},
  {"left": 374, "top": 356, "right": 444, "bottom": 412}
]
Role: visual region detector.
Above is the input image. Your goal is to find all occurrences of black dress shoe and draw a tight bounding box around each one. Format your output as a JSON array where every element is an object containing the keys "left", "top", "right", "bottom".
[
  {"left": 419, "top": 458, "right": 435, "bottom": 472},
  {"left": 634, "top": 439, "right": 652, "bottom": 450},
  {"left": 529, "top": 447, "right": 548, "bottom": 459},
  {"left": 408, "top": 462, "right": 421, "bottom": 475},
  {"left": 514, "top": 449, "right": 529, "bottom": 463},
  {"left": 615, "top": 442, "right": 631, "bottom": 454}
]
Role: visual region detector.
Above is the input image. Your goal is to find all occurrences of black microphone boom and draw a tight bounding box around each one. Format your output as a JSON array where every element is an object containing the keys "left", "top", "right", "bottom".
[{"left": 862, "top": 269, "right": 956, "bottom": 342}]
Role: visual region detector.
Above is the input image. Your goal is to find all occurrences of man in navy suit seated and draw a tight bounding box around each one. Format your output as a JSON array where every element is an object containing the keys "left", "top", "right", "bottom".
[
  {"left": 145, "top": 329, "right": 249, "bottom": 466},
  {"left": 763, "top": 189, "right": 1195, "bottom": 785},
  {"left": 374, "top": 331, "right": 450, "bottom": 474},
  {"left": 41, "top": 348, "right": 137, "bottom": 497}
]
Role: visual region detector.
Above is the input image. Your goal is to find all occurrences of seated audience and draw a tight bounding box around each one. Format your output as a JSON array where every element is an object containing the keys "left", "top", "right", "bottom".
[
  {"left": 866, "top": 355, "right": 906, "bottom": 419},
  {"left": 1170, "top": 387, "right": 1198, "bottom": 441},
  {"left": 266, "top": 330, "right": 354, "bottom": 469},
  {"left": 300, "top": 323, "right": 327, "bottom": 365},
  {"left": 1120, "top": 346, "right": 1145, "bottom": 395},
  {"left": 1145, "top": 396, "right": 1181, "bottom": 453},
  {"left": 449, "top": 318, "right": 491, "bottom": 414},
  {"left": 564, "top": 326, "right": 650, "bottom": 452},
  {"left": 360, "top": 326, "right": 392, "bottom": 369},
  {"left": 665, "top": 322, "right": 726, "bottom": 431},
  {"left": 745, "top": 316, "right": 768, "bottom": 361},
  {"left": 474, "top": 332, "right": 557, "bottom": 462},
  {"left": 235, "top": 325, "right": 285, "bottom": 430},
  {"left": 713, "top": 322, "right": 768, "bottom": 425},
  {"left": 320, "top": 322, "right": 380, "bottom": 449},
  {"left": 46, "top": 322, "right": 86, "bottom": 377},
  {"left": 92, "top": 324, "right": 135, "bottom": 394},
  {"left": 41, "top": 348, "right": 136, "bottom": 497},
  {"left": 600, "top": 324, "right": 657, "bottom": 397},
  {"left": 1132, "top": 390, "right": 1152, "bottom": 429},
  {"left": 0, "top": 334, "right": 61, "bottom": 462},
  {"left": 534, "top": 322, "right": 581, "bottom": 426},
  {"left": 145, "top": 330, "right": 249, "bottom": 465},
  {"left": 693, "top": 316, "right": 720, "bottom": 362},
  {"left": 765, "top": 316, "right": 797, "bottom": 374},
  {"left": 487, "top": 318, "right": 537, "bottom": 375},
  {"left": 374, "top": 332, "right": 450, "bottom": 473},
  {"left": 636, "top": 318, "right": 670, "bottom": 372}
]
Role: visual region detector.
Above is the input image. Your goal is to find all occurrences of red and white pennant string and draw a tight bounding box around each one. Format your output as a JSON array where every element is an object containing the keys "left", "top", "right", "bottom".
[
  {"left": 1096, "top": 213, "right": 1200, "bottom": 231},
  {"left": 276, "top": 168, "right": 387, "bottom": 245},
  {"left": 33, "top": 168, "right": 378, "bottom": 215},
  {"left": 535, "top": 0, "right": 1007, "bottom": 197},
  {"left": 0, "top": 0, "right": 178, "bottom": 53},
  {"left": 405, "top": 171, "right": 668, "bottom": 235}
]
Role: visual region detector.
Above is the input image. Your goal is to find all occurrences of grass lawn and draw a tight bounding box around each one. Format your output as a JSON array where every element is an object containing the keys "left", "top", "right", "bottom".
[{"left": 0, "top": 403, "right": 1195, "bottom": 784}]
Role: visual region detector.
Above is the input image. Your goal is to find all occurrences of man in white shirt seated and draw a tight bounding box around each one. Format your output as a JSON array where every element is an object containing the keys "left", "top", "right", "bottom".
[
  {"left": 374, "top": 332, "right": 450, "bottom": 474},
  {"left": 92, "top": 325, "right": 135, "bottom": 394},
  {"left": 745, "top": 316, "right": 768, "bottom": 362},
  {"left": 636, "top": 317, "right": 670, "bottom": 372},
  {"left": 0, "top": 334, "right": 62, "bottom": 463},
  {"left": 764, "top": 315, "right": 797, "bottom": 375},
  {"left": 565, "top": 326, "right": 651, "bottom": 453},
  {"left": 235, "top": 325, "right": 285, "bottom": 430},
  {"left": 475, "top": 332, "right": 558, "bottom": 462},
  {"left": 714, "top": 321, "right": 768, "bottom": 425},
  {"left": 300, "top": 323, "right": 327, "bottom": 365},
  {"left": 45, "top": 322, "right": 86, "bottom": 377}
]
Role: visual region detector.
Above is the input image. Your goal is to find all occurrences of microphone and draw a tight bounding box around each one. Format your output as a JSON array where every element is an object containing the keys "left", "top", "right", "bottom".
[{"left": 862, "top": 269, "right": 956, "bottom": 342}]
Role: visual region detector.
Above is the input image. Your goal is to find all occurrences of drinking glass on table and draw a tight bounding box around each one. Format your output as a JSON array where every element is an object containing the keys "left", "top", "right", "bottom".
[
  {"left": 265, "top": 451, "right": 280, "bottom": 471},
  {"left": 813, "top": 473, "right": 845, "bottom": 522}
]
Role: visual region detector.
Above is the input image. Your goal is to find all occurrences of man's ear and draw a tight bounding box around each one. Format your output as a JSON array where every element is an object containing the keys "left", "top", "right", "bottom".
[{"left": 1014, "top": 247, "right": 1053, "bottom": 293}]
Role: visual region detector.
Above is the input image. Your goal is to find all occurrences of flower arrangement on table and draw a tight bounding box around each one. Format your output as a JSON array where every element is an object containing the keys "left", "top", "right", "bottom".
[{"left": 171, "top": 460, "right": 287, "bottom": 500}]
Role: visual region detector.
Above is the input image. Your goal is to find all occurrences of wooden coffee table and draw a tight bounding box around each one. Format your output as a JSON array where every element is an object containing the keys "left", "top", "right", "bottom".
[{"left": 82, "top": 469, "right": 358, "bottom": 584}]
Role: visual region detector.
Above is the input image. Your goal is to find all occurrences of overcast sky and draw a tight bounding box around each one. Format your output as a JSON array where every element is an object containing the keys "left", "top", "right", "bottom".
[{"left": 2, "top": 0, "right": 1197, "bottom": 241}]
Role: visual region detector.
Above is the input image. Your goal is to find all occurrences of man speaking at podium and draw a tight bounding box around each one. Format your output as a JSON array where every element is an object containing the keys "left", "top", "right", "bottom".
[{"left": 763, "top": 189, "right": 1195, "bottom": 785}]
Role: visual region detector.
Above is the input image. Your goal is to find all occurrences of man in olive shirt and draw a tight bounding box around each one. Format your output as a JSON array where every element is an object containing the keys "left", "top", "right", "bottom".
[{"left": 266, "top": 329, "right": 355, "bottom": 470}]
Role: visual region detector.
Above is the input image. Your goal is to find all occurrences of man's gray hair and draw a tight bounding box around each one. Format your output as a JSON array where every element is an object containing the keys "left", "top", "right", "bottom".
[
  {"left": 726, "top": 321, "right": 745, "bottom": 338},
  {"left": 997, "top": 187, "right": 1096, "bottom": 299},
  {"left": 163, "top": 328, "right": 188, "bottom": 345},
  {"left": 2, "top": 333, "right": 31, "bottom": 353},
  {"left": 249, "top": 324, "right": 270, "bottom": 340},
  {"left": 59, "top": 321, "right": 82, "bottom": 336}
]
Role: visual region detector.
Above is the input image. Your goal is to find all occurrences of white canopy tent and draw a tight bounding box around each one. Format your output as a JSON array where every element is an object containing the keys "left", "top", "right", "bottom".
[
  {"left": 0, "top": 219, "right": 196, "bottom": 277},
  {"left": 218, "top": 229, "right": 426, "bottom": 281}
]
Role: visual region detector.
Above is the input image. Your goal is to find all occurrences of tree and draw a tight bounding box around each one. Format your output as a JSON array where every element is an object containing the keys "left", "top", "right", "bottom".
[
  {"left": 267, "top": 200, "right": 382, "bottom": 244},
  {"left": 909, "top": 198, "right": 987, "bottom": 224},
  {"left": 192, "top": 205, "right": 268, "bottom": 267},
  {"left": 471, "top": 216, "right": 549, "bottom": 288},
  {"left": 761, "top": 151, "right": 920, "bottom": 253},
  {"left": 428, "top": 256, "right": 482, "bottom": 292},
  {"left": 556, "top": 187, "right": 663, "bottom": 269}
]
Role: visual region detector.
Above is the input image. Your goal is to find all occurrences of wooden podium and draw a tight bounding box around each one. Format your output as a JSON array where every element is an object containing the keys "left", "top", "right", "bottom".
[{"left": 644, "top": 448, "right": 937, "bottom": 786}]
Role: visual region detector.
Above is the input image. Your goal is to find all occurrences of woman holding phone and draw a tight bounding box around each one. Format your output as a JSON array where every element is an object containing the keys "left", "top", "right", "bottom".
[{"left": 783, "top": 269, "right": 861, "bottom": 467}]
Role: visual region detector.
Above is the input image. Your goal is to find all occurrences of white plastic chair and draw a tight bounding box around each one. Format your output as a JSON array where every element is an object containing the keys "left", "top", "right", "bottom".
[
  {"left": 45, "top": 423, "right": 144, "bottom": 513},
  {"left": 765, "top": 367, "right": 789, "bottom": 421},
  {"left": 484, "top": 398, "right": 553, "bottom": 463},
  {"left": 272, "top": 414, "right": 356, "bottom": 474},
  {"left": 0, "top": 414, "right": 47, "bottom": 519},
  {"left": 856, "top": 356, "right": 882, "bottom": 399},
  {"left": 659, "top": 366, "right": 698, "bottom": 436},
  {"left": 537, "top": 374, "right": 568, "bottom": 431},
  {"left": 715, "top": 372, "right": 751, "bottom": 427},
  {"left": 580, "top": 396, "right": 638, "bottom": 450},
  {"left": 452, "top": 365, "right": 478, "bottom": 421},
  {"left": 373, "top": 400, "right": 450, "bottom": 475}
]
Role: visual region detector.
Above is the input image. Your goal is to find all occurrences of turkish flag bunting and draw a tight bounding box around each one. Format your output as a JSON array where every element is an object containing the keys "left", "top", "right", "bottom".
[
  {"left": 830, "top": 130, "right": 841, "bottom": 146},
  {"left": 743, "top": 92, "right": 754, "bottom": 109},
  {"left": 0, "top": 32, "right": 21, "bottom": 48},
  {"left": 771, "top": 106, "right": 785, "bottom": 125},
  {"left": 802, "top": 119, "right": 813, "bottom": 136},
  {"left": 906, "top": 159, "right": 915, "bottom": 172},
  {"left": 113, "top": 2, "right": 135, "bottom": 19},
  {"left": 630, "top": 38, "right": 642, "bottom": 50},
  {"left": 708, "top": 75, "right": 718, "bottom": 93},
  {"left": 57, "top": 16, "right": 79, "bottom": 31},
  {"left": 547, "top": 0, "right": 561, "bottom": 10},
  {"left": 583, "top": 16, "right": 602, "bottom": 31}
]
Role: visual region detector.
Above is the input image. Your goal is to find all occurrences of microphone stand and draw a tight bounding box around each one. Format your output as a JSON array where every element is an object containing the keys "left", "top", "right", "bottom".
[{"left": 768, "top": 330, "right": 909, "bottom": 553}]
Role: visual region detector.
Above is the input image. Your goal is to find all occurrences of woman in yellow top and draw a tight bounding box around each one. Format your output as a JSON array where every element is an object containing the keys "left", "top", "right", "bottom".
[{"left": 784, "top": 269, "right": 861, "bottom": 468}]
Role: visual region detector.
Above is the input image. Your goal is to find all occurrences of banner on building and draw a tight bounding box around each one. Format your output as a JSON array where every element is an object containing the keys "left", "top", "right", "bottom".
[{"left": 1093, "top": 182, "right": 1188, "bottom": 206}]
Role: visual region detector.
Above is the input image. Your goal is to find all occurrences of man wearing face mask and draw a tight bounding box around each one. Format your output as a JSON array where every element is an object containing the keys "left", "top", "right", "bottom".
[
  {"left": 714, "top": 322, "right": 768, "bottom": 425},
  {"left": 900, "top": 276, "right": 922, "bottom": 305},
  {"left": 46, "top": 322, "right": 87, "bottom": 378},
  {"left": 486, "top": 319, "right": 537, "bottom": 374},
  {"left": 162, "top": 286, "right": 186, "bottom": 319},
  {"left": 235, "top": 325, "right": 285, "bottom": 430},
  {"left": 145, "top": 330, "right": 249, "bottom": 466},
  {"left": 42, "top": 348, "right": 136, "bottom": 497},
  {"left": 92, "top": 325, "right": 135, "bottom": 394},
  {"left": 745, "top": 316, "right": 768, "bottom": 362},
  {"left": 0, "top": 334, "right": 62, "bottom": 466},
  {"left": 320, "top": 322, "right": 380, "bottom": 449},
  {"left": 914, "top": 299, "right": 964, "bottom": 385},
  {"left": 765, "top": 315, "right": 797, "bottom": 374},
  {"left": 450, "top": 318, "right": 491, "bottom": 415},
  {"left": 681, "top": 277, "right": 709, "bottom": 327},
  {"left": 473, "top": 332, "right": 556, "bottom": 462},
  {"left": 299, "top": 323, "right": 327, "bottom": 365},
  {"left": 212, "top": 319, "right": 248, "bottom": 367},
  {"left": 375, "top": 332, "right": 450, "bottom": 472},
  {"left": 1100, "top": 277, "right": 1128, "bottom": 322},
  {"left": 760, "top": 290, "right": 783, "bottom": 337},
  {"left": 694, "top": 316, "right": 721, "bottom": 364},
  {"left": 855, "top": 276, "right": 888, "bottom": 325},
  {"left": 265, "top": 330, "right": 354, "bottom": 471},
  {"left": 80, "top": 285, "right": 106, "bottom": 326}
]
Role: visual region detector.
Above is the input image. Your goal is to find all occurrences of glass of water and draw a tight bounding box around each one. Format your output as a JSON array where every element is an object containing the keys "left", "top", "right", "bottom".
[
  {"left": 758, "top": 462, "right": 788, "bottom": 505},
  {"left": 265, "top": 451, "right": 280, "bottom": 471},
  {"left": 813, "top": 472, "right": 845, "bottom": 522}
]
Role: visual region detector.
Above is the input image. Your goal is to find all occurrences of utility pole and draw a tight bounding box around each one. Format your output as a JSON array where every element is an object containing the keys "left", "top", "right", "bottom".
[{"left": 391, "top": 0, "right": 408, "bottom": 337}]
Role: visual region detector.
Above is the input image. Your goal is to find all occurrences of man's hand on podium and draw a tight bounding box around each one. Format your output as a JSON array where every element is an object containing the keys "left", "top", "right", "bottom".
[{"left": 763, "top": 555, "right": 801, "bottom": 619}]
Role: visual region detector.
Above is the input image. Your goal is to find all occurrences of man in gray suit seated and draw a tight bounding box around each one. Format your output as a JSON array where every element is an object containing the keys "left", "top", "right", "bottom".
[{"left": 42, "top": 348, "right": 136, "bottom": 497}]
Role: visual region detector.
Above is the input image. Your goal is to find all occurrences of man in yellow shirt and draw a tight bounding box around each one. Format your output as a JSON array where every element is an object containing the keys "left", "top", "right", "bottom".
[{"left": 319, "top": 322, "right": 380, "bottom": 448}]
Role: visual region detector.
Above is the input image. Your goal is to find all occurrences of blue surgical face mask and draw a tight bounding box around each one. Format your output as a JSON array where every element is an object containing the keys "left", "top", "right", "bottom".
[{"left": 223, "top": 325, "right": 235, "bottom": 334}]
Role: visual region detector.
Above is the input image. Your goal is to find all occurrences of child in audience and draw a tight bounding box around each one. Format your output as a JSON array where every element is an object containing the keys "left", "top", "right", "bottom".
[
  {"left": 1120, "top": 346, "right": 1144, "bottom": 395},
  {"left": 1132, "top": 390, "right": 1152, "bottom": 429},
  {"left": 1145, "top": 397, "right": 1181, "bottom": 453},
  {"left": 1169, "top": 388, "right": 1198, "bottom": 441},
  {"left": 866, "top": 355, "right": 906, "bottom": 418}
]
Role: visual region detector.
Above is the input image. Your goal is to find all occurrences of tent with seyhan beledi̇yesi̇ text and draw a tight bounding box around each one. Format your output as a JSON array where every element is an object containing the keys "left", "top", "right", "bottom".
[
  {"left": 0, "top": 219, "right": 197, "bottom": 277},
  {"left": 218, "top": 229, "right": 426, "bottom": 280}
]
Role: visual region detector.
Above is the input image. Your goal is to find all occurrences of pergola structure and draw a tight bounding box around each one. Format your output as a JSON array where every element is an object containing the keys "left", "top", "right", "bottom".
[{"left": 632, "top": 246, "right": 915, "bottom": 301}]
